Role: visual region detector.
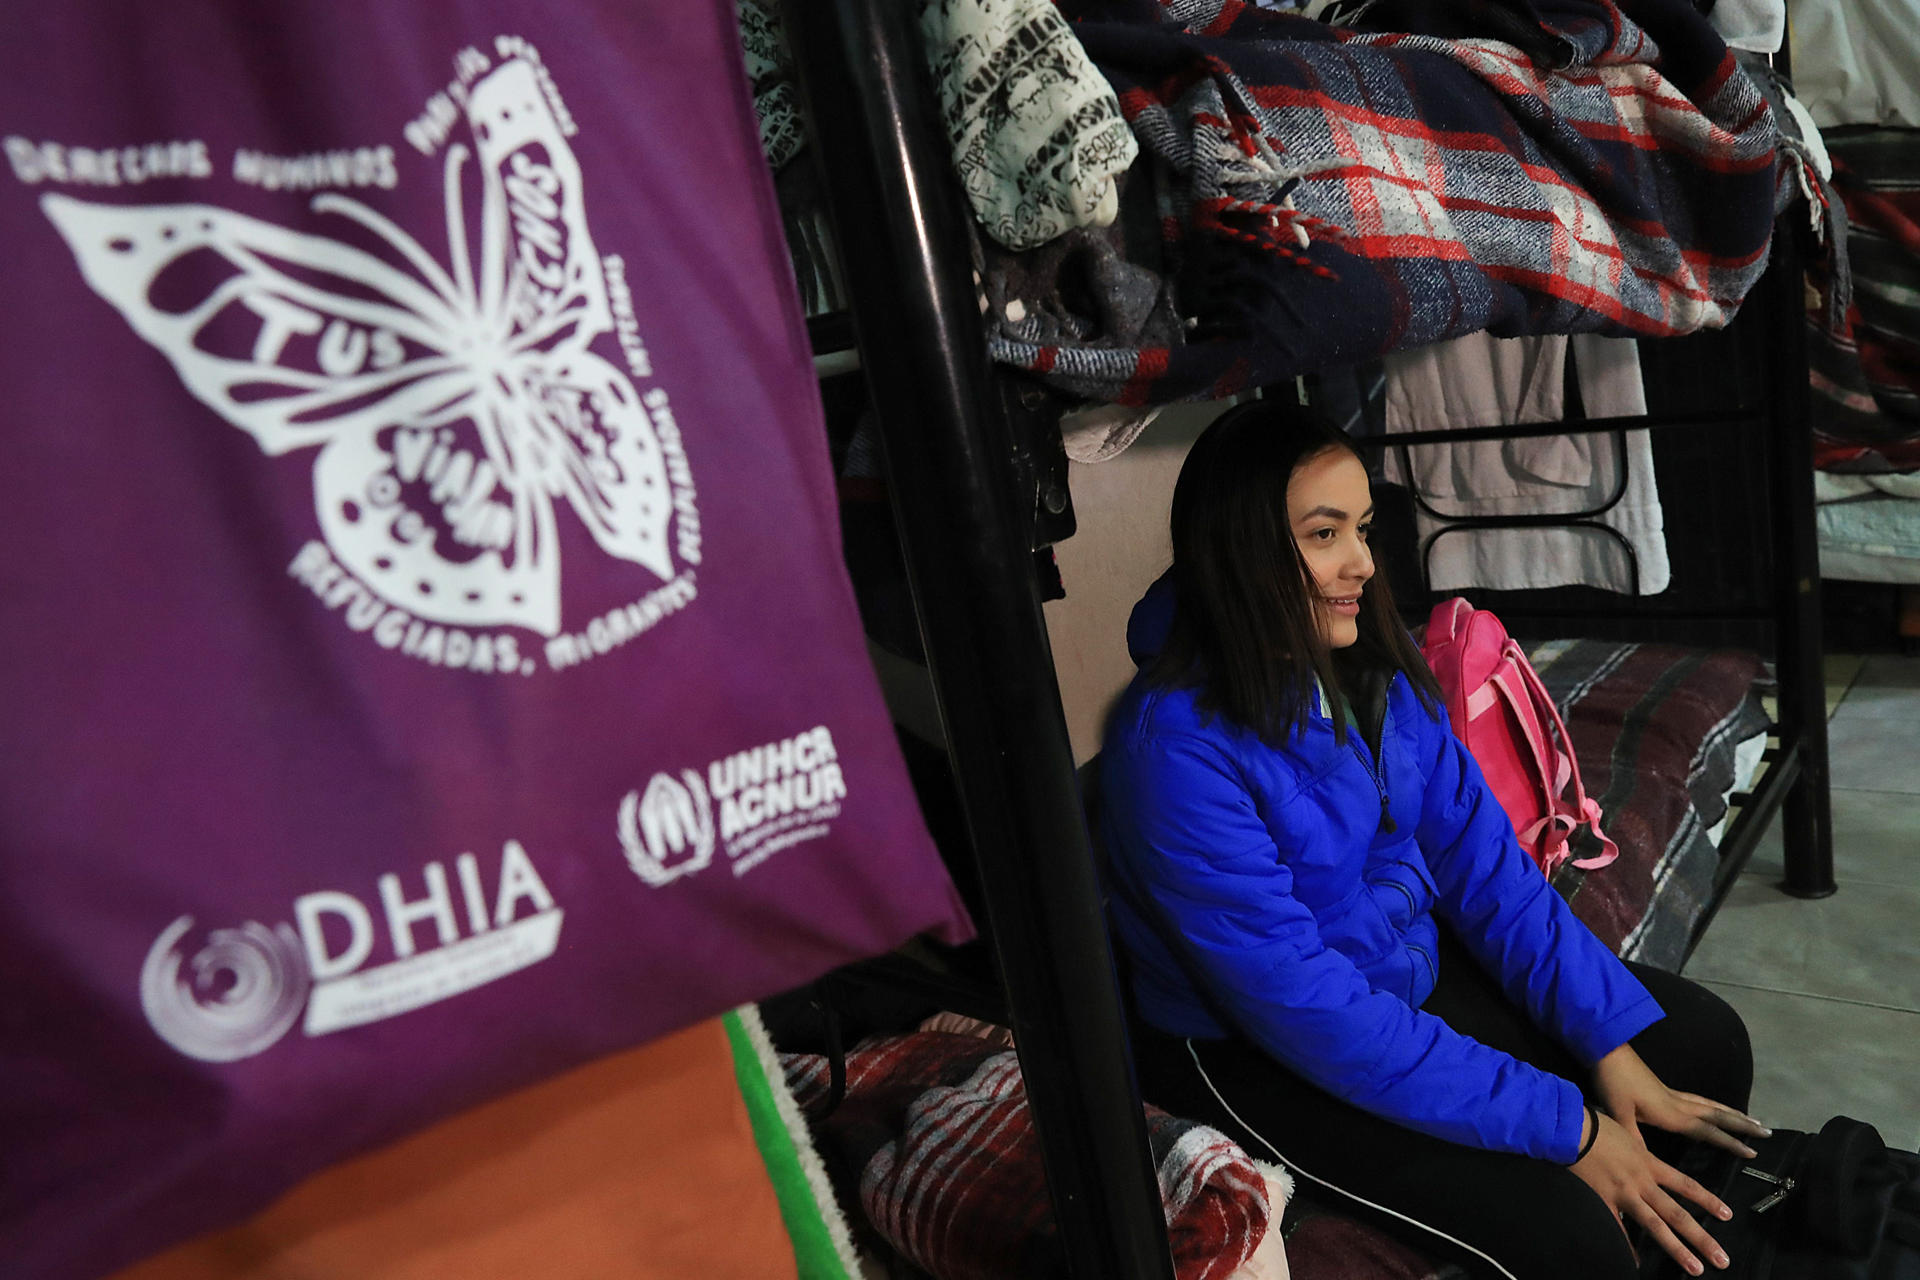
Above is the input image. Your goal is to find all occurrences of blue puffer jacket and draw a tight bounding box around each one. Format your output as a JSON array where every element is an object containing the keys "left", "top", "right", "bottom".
[{"left": 1100, "top": 576, "right": 1662, "bottom": 1163}]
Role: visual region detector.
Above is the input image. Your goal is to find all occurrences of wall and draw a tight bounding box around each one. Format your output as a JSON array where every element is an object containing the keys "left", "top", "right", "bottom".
[{"left": 1042, "top": 401, "right": 1230, "bottom": 765}]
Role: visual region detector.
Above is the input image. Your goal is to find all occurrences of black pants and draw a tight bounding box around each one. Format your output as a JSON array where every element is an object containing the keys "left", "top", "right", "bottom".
[{"left": 1131, "top": 931, "right": 1753, "bottom": 1280}]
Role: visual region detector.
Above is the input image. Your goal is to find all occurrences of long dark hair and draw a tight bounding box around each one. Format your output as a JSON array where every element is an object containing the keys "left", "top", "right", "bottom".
[{"left": 1148, "top": 400, "right": 1440, "bottom": 743}]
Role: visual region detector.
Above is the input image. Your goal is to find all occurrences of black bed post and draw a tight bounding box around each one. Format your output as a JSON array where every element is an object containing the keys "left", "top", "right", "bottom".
[
  {"left": 1764, "top": 220, "right": 1838, "bottom": 898},
  {"left": 779, "top": 1, "right": 1180, "bottom": 1276}
]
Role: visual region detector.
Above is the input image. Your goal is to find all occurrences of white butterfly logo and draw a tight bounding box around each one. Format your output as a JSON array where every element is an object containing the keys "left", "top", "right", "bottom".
[{"left": 42, "top": 58, "right": 673, "bottom": 638}]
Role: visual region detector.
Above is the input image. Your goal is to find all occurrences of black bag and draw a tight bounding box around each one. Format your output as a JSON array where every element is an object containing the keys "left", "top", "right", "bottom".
[{"left": 1645, "top": 1116, "right": 1920, "bottom": 1280}]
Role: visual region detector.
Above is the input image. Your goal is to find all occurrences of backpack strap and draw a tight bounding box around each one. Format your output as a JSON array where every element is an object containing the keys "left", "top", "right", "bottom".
[
  {"left": 1465, "top": 682, "right": 1498, "bottom": 722},
  {"left": 1485, "top": 667, "right": 1578, "bottom": 876},
  {"left": 1512, "top": 653, "right": 1619, "bottom": 871},
  {"left": 1490, "top": 642, "right": 1621, "bottom": 874}
]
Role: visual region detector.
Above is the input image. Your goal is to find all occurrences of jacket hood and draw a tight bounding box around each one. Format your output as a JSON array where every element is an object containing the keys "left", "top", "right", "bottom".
[{"left": 1127, "top": 570, "right": 1177, "bottom": 668}]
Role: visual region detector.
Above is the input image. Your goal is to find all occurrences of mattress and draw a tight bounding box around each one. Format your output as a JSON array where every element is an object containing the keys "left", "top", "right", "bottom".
[
  {"left": 1816, "top": 472, "right": 1920, "bottom": 585},
  {"left": 1528, "top": 638, "right": 1772, "bottom": 970}
]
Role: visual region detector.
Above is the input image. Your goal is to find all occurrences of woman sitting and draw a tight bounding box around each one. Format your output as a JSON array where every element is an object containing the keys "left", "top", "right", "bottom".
[{"left": 1099, "top": 401, "right": 1764, "bottom": 1279}]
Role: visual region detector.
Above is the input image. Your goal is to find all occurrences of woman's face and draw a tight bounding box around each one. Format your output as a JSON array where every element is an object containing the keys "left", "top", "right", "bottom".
[{"left": 1286, "top": 446, "right": 1375, "bottom": 650}]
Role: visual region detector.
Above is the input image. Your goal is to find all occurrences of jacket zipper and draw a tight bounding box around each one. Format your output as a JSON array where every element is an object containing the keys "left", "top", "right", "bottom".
[
  {"left": 1349, "top": 738, "right": 1395, "bottom": 834},
  {"left": 1380, "top": 878, "right": 1419, "bottom": 918},
  {"left": 1339, "top": 678, "right": 1395, "bottom": 834}
]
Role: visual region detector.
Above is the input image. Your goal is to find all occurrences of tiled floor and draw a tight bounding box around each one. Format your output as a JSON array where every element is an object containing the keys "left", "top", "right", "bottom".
[{"left": 1682, "top": 653, "right": 1920, "bottom": 1149}]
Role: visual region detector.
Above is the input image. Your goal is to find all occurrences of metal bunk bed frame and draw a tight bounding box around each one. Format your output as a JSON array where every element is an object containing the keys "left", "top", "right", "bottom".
[
  {"left": 1346, "top": 227, "right": 1839, "bottom": 956},
  {"left": 779, "top": 1, "right": 1835, "bottom": 1274}
]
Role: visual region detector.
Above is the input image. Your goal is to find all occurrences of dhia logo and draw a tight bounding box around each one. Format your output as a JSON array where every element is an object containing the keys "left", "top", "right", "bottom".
[
  {"left": 140, "top": 842, "right": 562, "bottom": 1063},
  {"left": 617, "top": 770, "right": 716, "bottom": 885},
  {"left": 140, "top": 917, "right": 311, "bottom": 1063}
]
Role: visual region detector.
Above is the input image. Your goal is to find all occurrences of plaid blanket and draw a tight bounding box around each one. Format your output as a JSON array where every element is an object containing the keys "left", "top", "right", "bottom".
[
  {"left": 784, "top": 1031, "right": 1274, "bottom": 1280},
  {"left": 986, "top": 0, "right": 1782, "bottom": 403},
  {"left": 1808, "top": 128, "right": 1920, "bottom": 474}
]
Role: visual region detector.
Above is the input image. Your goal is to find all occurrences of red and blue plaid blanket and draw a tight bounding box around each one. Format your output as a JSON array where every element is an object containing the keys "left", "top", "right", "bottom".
[
  {"left": 988, "top": 0, "right": 1784, "bottom": 403},
  {"left": 1808, "top": 128, "right": 1920, "bottom": 474}
]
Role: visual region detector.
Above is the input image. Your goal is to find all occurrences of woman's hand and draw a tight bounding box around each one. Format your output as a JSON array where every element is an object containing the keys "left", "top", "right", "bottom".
[
  {"left": 1569, "top": 1109, "right": 1732, "bottom": 1276},
  {"left": 1593, "top": 1044, "right": 1770, "bottom": 1158}
]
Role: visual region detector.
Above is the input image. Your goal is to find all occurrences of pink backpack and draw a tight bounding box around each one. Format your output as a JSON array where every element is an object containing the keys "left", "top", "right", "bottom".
[{"left": 1419, "top": 599, "right": 1619, "bottom": 878}]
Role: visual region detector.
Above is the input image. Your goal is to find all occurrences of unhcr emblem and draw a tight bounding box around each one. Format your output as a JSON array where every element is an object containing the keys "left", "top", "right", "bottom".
[
  {"left": 616, "top": 727, "right": 847, "bottom": 886},
  {"left": 617, "top": 770, "right": 717, "bottom": 886}
]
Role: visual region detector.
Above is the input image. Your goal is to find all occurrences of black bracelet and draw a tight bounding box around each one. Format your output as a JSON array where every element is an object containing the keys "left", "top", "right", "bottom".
[{"left": 1572, "top": 1103, "right": 1600, "bottom": 1164}]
